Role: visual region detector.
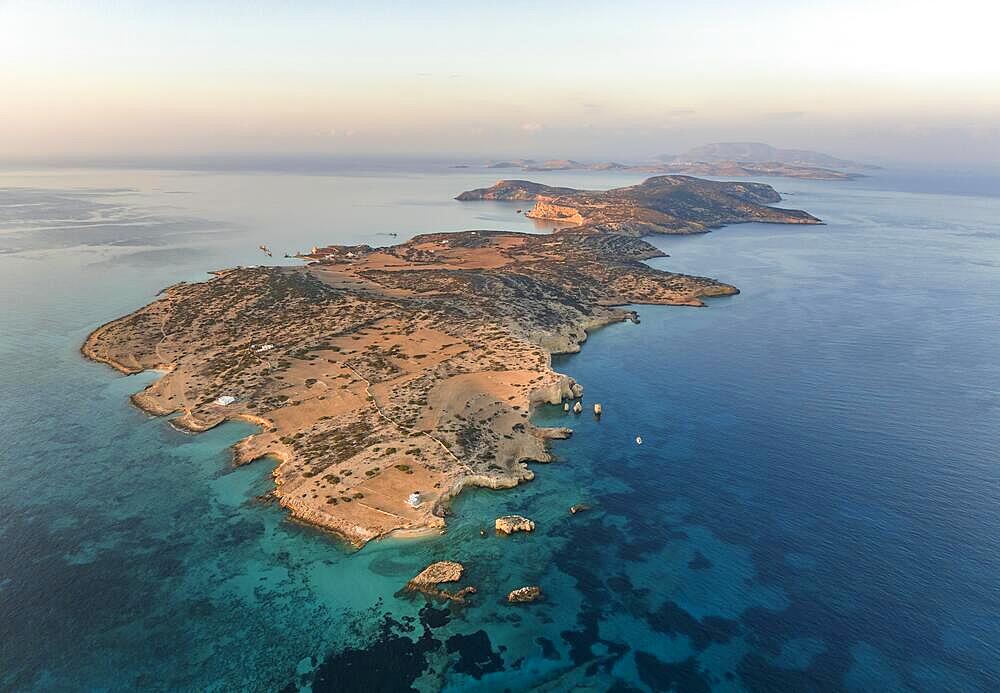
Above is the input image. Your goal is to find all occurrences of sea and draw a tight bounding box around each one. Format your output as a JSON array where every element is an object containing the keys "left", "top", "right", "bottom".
[{"left": 1, "top": 159, "right": 998, "bottom": 691}]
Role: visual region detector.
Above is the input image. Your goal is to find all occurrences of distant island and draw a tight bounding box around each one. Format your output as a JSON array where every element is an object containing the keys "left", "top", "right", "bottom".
[
  {"left": 638, "top": 161, "right": 861, "bottom": 180},
  {"left": 482, "top": 142, "right": 874, "bottom": 180},
  {"left": 660, "top": 141, "right": 876, "bottom": 170},
  {"left": 83, "top": 176, "right": 819, "bottom": 547},
  {"left": 457, "top": 175, "right": 821, "bottom": 235},
  {"left": 490, "top": 160, "right": 859, "bottom": 180}
]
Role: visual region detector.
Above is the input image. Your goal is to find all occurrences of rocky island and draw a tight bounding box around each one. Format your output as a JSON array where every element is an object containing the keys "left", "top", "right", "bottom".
[
  {"left": 83, "top": 177, "right": 820, "bottom": 548},
  {"left": 456, "top": 175, "right": 821, "bottom": 235}
]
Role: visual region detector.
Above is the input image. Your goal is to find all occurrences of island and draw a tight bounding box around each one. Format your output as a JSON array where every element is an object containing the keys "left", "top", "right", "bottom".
[
  {"left": 82, "top": 177, "right": 820, "bottom": 547},
  {"left": 481, "top": 142, "right": 875, "bottom": 179},
  {"left": 456, "top": 175, "right": 821, "bottom": 235},
  {"left": 659, "top": 141, "right": 875, "bottom": 170},
  {"left": 635, "top": 161, "right": 861, "bottom": 180}
]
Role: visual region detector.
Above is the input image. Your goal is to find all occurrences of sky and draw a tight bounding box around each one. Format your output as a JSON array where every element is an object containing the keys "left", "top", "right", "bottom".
[{"left": 1, "top": 0, "right": 998, "bottom": 165}]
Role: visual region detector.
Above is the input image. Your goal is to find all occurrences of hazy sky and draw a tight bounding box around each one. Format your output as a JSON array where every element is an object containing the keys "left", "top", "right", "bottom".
[{"left": 2, "top": 0, "right": 998, "bottom": 164}]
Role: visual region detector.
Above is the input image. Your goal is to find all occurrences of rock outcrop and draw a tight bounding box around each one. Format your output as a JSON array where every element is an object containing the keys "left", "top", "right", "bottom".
[
  {"left": 405, "top": 561, "right": 476, "bottom": 602},
  {"left": 495, "top": 515, "right": 536, "bottom": 534},
  {"left": 570, "top": 503, "right": 592, "bottom": 515},
  {"left": 508, "top": 586, "right": 543, "bottom": 603}
]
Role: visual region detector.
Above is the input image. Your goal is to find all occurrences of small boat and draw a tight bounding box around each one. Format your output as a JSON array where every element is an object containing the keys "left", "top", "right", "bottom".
[{"left": 635, "top": 436, "right": 643, "bottom": 445}]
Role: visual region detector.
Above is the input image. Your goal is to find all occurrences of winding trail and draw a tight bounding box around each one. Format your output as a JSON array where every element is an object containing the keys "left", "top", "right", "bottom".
[
  {"left": 153, "top": 299, "right": 172, "bottom": 364},
  {"left": 343, "top": 363, "right": 473, "bottom": 475}
]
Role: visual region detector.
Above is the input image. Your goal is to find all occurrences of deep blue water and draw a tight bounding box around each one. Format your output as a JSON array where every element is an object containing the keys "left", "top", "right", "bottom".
[{"left": 1, "top": 165, "right": 998, "bottom": 691}]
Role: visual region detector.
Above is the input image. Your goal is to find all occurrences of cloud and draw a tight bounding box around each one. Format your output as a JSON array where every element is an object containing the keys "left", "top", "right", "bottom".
[{"left": 520, "top": 122, "right": 544, "bottom": 132}]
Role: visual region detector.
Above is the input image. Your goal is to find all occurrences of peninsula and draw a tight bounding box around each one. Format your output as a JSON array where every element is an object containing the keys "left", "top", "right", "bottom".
[
  {"left": 83, "top": 177, "right": 820, "bottom": 547},
  {"left": 456, "top": 175, "right": 821, "bottom": 235}
]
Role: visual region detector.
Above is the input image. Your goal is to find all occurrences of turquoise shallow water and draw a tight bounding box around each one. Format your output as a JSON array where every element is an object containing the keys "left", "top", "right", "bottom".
[{"left": 1, "top": 164, "right": 999, "bottom": 690}]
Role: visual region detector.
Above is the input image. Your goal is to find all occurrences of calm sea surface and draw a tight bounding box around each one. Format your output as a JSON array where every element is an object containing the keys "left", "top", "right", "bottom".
[{"left": 1, "top": 163, "right": 998, "bottom": 691}]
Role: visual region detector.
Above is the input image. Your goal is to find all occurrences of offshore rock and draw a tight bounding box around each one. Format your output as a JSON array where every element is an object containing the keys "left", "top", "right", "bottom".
[
  {"left": 495, "top": 515, "right": 536, "bottom": 534},
  {"left": 404, "top": 561, "right": 475, "bottom": 603},
  {"left": 508, "top": 586, "right": 543, "bottom": 603}
]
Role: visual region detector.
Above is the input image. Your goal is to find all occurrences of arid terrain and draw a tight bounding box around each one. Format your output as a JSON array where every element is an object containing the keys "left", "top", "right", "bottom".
[
  {"left": 457, "top": 175, "right": 821, "bottom": 235},
  {"left": 82, "top": 229, "right": 740, "bottom": 546}
]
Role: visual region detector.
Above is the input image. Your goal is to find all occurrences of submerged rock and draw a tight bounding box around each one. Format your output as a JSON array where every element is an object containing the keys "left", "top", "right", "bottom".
[
  {"left": 507, "top": 586, "right": 542, "bottom": 603},
  {"left": 495, "top": 515, "right": 535, "bottom": 534}
]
